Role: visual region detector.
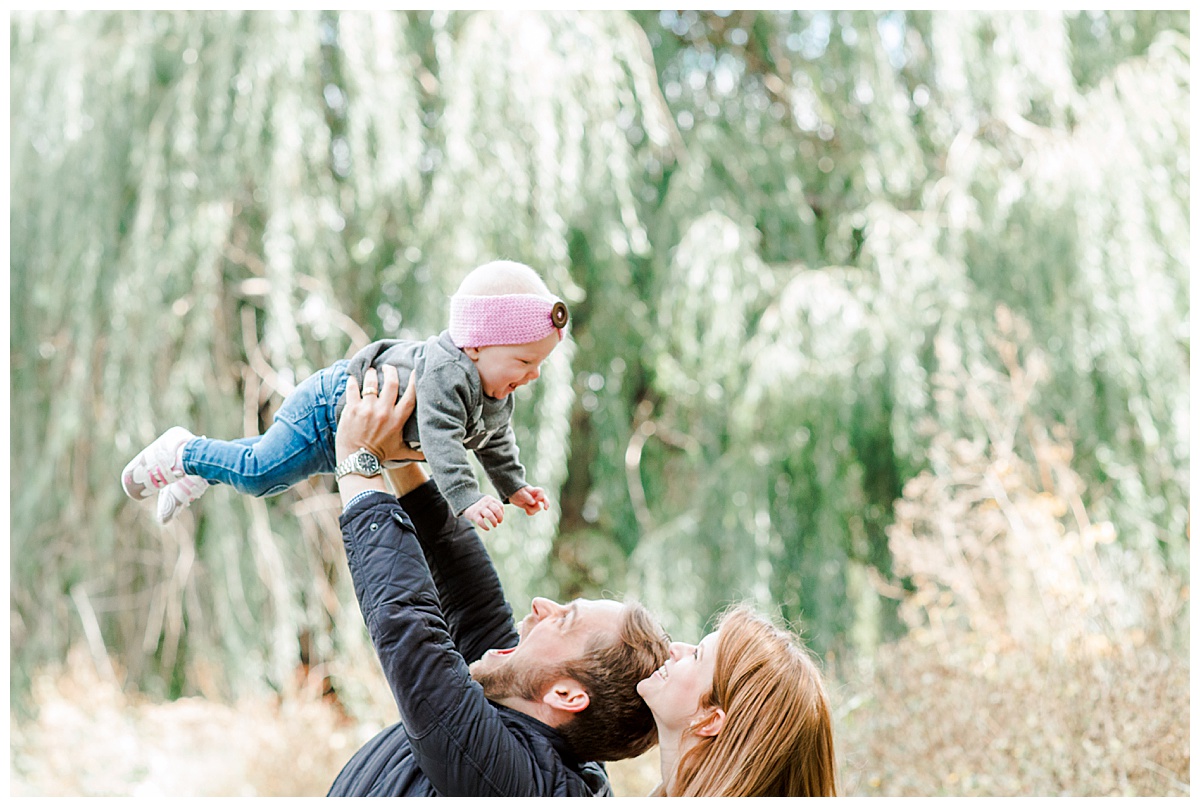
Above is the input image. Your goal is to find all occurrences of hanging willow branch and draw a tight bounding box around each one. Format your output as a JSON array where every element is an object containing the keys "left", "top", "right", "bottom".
[{"left": 11, "top": 9, "right": 679, "bottom": 700}]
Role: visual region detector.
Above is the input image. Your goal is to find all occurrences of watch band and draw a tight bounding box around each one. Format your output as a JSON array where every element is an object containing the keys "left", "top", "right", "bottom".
[{"left": 335, "top": 447, "right": 383, "bottom": 480}]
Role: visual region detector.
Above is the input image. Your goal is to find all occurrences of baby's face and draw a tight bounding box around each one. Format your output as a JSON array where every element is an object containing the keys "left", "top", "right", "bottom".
[{"left": 467, "top": 330, "right": 560, "bottom": 399}]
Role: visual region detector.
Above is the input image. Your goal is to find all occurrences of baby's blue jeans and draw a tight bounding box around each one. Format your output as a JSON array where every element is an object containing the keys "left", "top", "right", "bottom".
[{"left": 181, "top": 360, "right": 350, "bottom": 497}]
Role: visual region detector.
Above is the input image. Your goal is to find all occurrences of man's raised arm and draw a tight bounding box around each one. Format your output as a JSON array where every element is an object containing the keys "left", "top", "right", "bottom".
[
  {"left": 333, "top": 366, "right": 538, "bottom": 797},
  {"left": 338, "top": 366, "right": 516, "bottom": 664},
  {"left": 386, "top": 464, "right": 517, "bottom": 664}
]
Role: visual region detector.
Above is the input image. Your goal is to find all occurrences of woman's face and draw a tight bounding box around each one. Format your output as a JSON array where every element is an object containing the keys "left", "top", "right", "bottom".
[{"left": 636, "top": 629, "right": 720, "bottom": 732}]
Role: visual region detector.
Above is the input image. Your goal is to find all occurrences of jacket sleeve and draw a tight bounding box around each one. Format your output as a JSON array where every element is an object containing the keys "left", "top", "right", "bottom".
[
  {"left": 397, "top": 479, "right": 519, "bottom": 664},
  {"left": 339, "top": 492, "right": 548, "bottom": 796},
  {"left": 413, "top": 361, "right": 486, "bottom": 515},
  {"left": 472, "top": 421, "right": 529, "bottom": 503}
]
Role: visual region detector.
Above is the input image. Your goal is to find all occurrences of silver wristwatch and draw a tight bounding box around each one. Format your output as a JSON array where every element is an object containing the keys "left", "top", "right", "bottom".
[{"left": 335, "top": 447, "right": 383, "bottom": 480}]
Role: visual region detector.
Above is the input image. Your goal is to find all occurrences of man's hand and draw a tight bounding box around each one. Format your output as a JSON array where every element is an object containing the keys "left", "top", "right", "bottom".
[
  {"left": 508, "top": 486, "right": 549, "bottom": 516},
  {"left": 464, "top": 494, "right": 505, "bottom": 531},
  {"left": 336, "top": 366, "right": 422, "bottom": 506},
  {"left": 337, "top": 366, "right": 423, "bottom": 465}
]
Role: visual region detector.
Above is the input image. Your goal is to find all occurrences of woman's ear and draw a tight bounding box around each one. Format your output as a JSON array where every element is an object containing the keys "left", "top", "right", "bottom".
[{"left": 693, "top": 707, "right": 726, "bottom": 738}]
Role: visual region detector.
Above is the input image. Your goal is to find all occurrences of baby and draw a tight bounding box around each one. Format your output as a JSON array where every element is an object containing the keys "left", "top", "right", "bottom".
[{"left": 121, "top": 260, "right": 569, "bottom": 530}]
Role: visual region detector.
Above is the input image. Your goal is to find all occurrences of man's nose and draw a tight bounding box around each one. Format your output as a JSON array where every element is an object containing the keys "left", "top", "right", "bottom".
[{"left": 531, "top": 597, "right": 561, "bottom": 619}]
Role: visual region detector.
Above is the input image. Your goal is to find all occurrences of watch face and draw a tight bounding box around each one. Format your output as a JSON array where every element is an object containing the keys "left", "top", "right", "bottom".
[{"left": 356, "top": 450, "right": 381, "bottom": 475}]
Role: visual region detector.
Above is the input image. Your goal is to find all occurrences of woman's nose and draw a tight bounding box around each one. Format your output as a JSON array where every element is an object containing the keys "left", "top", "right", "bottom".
[{"left": 668, "top": 641, "right": 693, "bottom": 661}]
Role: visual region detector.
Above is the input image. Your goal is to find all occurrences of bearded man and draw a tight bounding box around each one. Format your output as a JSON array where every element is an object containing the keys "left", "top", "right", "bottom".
[{"left": 326, "top": 364, "right": 670, "bottom": 796}]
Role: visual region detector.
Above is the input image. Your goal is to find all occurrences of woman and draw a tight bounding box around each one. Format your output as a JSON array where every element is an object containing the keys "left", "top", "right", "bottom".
[{"left": 636, "top": 606, "right": 838, "bottom": 796}]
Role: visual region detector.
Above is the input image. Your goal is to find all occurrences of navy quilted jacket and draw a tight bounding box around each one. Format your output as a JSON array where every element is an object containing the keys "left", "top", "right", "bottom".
[{"left": 326, "top": 482, "right": 611, "bottom": 797}]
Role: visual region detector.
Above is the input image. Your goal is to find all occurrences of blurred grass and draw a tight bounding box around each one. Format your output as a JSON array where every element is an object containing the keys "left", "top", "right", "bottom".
[
  {"left": 10, "top": 647, "right": 360, "bottom": 797},
  {"left": 832, "top": 638, "right": 1189, "bottom": 796},
  {"left": 11, "top": 638, "right": 1186, "bottom": 797},
  {"left": 9, "top": 645, "right": 662, "bottom": 797}
]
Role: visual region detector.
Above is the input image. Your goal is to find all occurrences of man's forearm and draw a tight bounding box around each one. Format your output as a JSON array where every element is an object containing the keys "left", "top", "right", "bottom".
[
  {"left": 385, "top": 463, "right": 429, "bottom": 496},
  {"left": 338, "top": 463, "right": 428, "bottom": 510},
  {"left": 337, "top": 469, "right": 389, "bottom": 509},
  {"left": 397, "top": 481, "right": 518, "bottom": 664}
]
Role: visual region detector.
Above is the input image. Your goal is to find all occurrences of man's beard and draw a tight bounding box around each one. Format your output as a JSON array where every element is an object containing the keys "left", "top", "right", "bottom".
[{"left": 471, "top": 656, "right": 562, "bottom": 702}]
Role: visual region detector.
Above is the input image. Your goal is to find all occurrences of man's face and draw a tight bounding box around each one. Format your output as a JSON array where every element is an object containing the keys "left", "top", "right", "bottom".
[{"left": 470, "top": 596, "right": 623, "bottom": 700}]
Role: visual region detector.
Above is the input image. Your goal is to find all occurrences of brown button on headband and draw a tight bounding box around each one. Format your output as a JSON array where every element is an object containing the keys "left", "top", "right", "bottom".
[{"left": 551, "top": 301, "right": 569, "bottom": 329}]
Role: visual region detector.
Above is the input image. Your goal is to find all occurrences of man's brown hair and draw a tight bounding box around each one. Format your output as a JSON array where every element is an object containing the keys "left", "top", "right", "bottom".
[{"left": 556, "top": 600, "right": 670, "bottom": 761}]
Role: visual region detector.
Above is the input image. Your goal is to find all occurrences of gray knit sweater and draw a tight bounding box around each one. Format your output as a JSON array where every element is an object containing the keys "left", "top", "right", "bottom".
[{"left": 334, "top": 330, "right": 528, "bottom": 515}]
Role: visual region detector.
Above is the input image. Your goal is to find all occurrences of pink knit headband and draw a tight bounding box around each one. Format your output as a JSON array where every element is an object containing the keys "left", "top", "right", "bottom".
[{"left": 449, "top": 293, "right": 570, "bottom": 348}]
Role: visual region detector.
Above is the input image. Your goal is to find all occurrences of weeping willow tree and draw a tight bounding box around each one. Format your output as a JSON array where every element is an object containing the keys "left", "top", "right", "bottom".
[
  {"left": 11, "top": 9, "right": 1188, "bottom": 709},
  {"left": 616, "top": 9, "right": 1189, "bottom": 648},
  {"left": 9, "top": 9, "right": 674, "bottom": 704}
]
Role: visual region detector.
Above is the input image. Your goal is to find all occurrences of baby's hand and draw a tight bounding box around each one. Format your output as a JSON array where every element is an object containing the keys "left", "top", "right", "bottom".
[
  {"left": 465, "top": 495, "right": 505, "bottom": 531},
  {"left": 509, "top": 486, "right": 549, "bottom": 516}
]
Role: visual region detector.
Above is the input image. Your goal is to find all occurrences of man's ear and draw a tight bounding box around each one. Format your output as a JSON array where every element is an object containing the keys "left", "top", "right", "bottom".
[
  {"left": 542, "top": 679, "right": 590, "bottom": 714},
  {"left": 463, "top": 346, "right": 481, "bottom": 361},
  {"left": 693, "top": 707, "right": 726, "bottom": 738}
]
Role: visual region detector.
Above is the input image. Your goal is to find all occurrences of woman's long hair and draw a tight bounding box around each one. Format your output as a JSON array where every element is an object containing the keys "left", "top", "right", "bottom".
[{"left": 664, "top": 607, "right": 838, "bottom": 797}]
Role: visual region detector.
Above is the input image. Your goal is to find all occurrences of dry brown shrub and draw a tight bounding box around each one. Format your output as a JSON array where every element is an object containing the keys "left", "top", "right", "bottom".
[
  {"left": 834, "top": 629, "right": 1189, "bottom": 796},
  {"left": 832, "top": 309, "right": 1190, "bottom": 796}
]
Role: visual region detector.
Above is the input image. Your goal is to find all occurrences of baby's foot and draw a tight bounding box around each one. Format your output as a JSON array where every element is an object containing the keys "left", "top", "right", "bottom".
[
  {"left": 122, "top": 427, "right": 195, "bottom": 500},
  {"left": 157, "top": 475, "right": 210, "bottom": 524}
]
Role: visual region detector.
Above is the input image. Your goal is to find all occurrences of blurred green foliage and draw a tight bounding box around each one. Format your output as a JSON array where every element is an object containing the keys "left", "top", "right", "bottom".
[{"left": 9, "top": 10, "right": 1189, "bottom": 708}]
